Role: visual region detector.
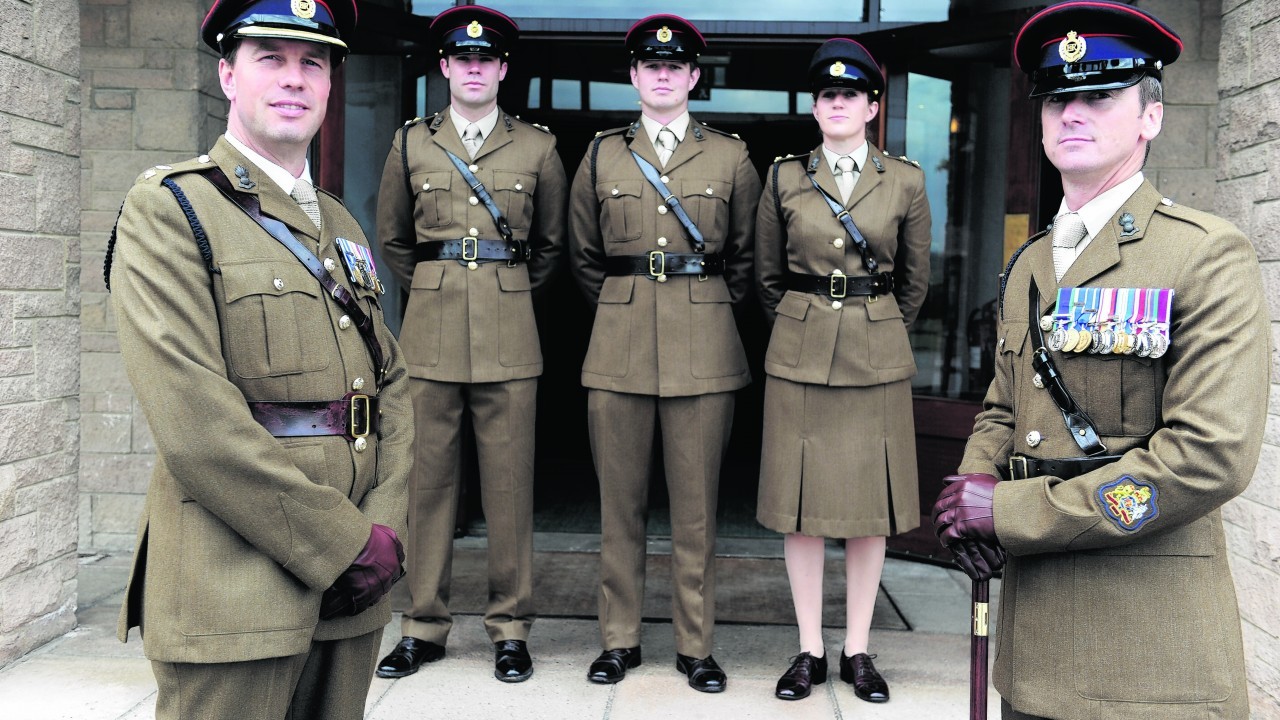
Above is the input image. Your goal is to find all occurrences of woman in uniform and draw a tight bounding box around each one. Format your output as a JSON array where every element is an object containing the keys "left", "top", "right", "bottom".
[{"left": 755, "top": 38, "right": 931, "bottom": 703}]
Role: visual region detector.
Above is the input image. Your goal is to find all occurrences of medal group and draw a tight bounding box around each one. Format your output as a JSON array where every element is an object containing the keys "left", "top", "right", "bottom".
[{"left": 1042, "top": 287, "right": 1172, "bottom": 358}]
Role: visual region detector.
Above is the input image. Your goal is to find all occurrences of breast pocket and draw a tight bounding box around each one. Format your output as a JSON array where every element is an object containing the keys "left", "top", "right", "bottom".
[
  {"left": 410, "top": 171, "right": 452, "bottom": 228},
  {"left": 596, "top": 180, "right": 644, "bottom": 241},
  {"left": 219, "top": 260, "right": 330, "bottom": 379},
  {"left": 765, "top": 291, "right": 809, "bottom": 369},
  {"left": 494, "top": 171, "right": 537, "bottom": 231},
  {"left": 680, "top": 179, "right": 730, "bottom": 243},
  {"left": 1065, "top": 352, "right": 1158, "bottom": 437}
]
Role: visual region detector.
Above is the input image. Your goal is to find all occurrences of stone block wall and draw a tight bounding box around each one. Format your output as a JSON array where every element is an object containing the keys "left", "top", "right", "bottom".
[
  {"left": 1218, "top": 1, "right": 1280, "bottom": 716},
  {"left": 78, "top": 0, "right": 221, "bottom": 551},
  {"left": 0, "top": 0, "right": 84, "bottom": 667}
]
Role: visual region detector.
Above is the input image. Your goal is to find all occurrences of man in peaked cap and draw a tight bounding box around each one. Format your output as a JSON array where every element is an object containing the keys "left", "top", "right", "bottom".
[
  {"left": 568, "top": 13, "right": 760, "bottom": 693},
  {"left": 374, "top": 3, "right": 566, "bottom": 685},
  {"left": 932, "top": 2, "right": 1267, "bottom": 718},
  {"left": 108, "top": 1, "right": 414, "bottom": 718}
]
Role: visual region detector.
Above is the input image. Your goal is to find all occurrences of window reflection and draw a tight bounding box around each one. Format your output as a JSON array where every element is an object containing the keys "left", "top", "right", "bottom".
[
  {"left": 881, "top": 0, "right": 950, "bottom": 22},
  {"left": 435, "top": 0, "right": 864, "bottom": 22}
]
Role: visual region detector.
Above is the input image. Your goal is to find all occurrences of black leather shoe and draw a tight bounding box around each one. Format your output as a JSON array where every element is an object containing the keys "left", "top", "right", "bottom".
[
  {"left": 494, "top": 639, "right": 534, "bottom": 683},
  {"left": 587, "top": 647, "right": 641, "bottom": 684},
  {"left": 376, "top": 637, "right": 445, "bottom": 678},
  {"left": 775, "top": 651, "right": 827, "bottom": 700},
  {"left": 839, "top": 651, "right": 888, "bottom": 703},
  {"left": 676, "top": 653, "right": 727, "bottom": 693}
]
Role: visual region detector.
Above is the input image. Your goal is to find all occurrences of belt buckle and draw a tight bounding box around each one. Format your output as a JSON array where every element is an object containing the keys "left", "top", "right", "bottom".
[
  {"left": 1008, "top": 455, "right": 1029, "bottom": 480},
  {"left": 829, "top": 270, "right": 847, "bottom": 299},
  {"left": 462, "top": 236, "right": 478, "bottom": 262},
  {"left": 348, "top": 394, "right": 371, "bottom": 439},
  {"left": 648, "top": 250, "right": 666, "bottom": 280}
]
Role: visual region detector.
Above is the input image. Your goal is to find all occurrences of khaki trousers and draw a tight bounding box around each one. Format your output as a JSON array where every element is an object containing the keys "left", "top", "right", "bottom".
[
  {"left": 402, "top": 377, "right": 537, "bottom": 644},
  {"left": 151, "top": 629, "right": 381, "bottom": 720},
  {"left": 588, "top": 389, "right": 735, "bottom": 659}
]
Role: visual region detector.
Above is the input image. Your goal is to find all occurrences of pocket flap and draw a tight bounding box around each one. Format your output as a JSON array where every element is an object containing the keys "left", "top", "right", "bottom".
[
  {"left": 220, "top": 261, "right": 320, "bottom": 303},
  {"left": 410, "top": 263, "right": 445, "bottom": 290},
  {"left": 599, "top": 275, "right": 635, "bottom": 304},
  {"left": 775, "top": 291, "right": 809, "bottom": 321},
  {"left": 1001, "top": 324, "right": 1028, "bottom": 356},
  {"left": 865, "top": 293, "right": 904, "bottom": 321},
  {"left": 497, "top": 265, "right": 531, "bottom": 292},
  {"left": 597, "top": 179, "right": 643, "bottom": 201},
  {"left": 495, "top": 171, "right": 536, "bottom": 196},
  {"left": 410, "top": 171, "right": 451, "bottom": 194},
  {"left": 680, "top": 178, "right": 730, "bottom": 202}
]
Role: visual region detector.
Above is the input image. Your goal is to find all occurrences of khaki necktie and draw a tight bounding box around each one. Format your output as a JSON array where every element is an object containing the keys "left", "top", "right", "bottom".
[
  {"left": 291, "top": 178, "right": 322, "bottom": 230},
  {"left": 656, "top": 127, "right": 678, "bottom": 167},
  {"left": 835, "top": 156, "right": 858, "bottom": 204},
  {"left": 1051, "top": 212, "right": 1088, "bottom": 280},
  {"left": 462, "top": 123, "right": 482, "bottom": 160}
]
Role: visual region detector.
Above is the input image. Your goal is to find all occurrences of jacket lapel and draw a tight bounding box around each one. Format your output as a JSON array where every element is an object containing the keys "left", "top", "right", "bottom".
[
  {"left": 430, "top": 107, "right": 473, "bottom": 163},
  {"left": 845, "top": 144, "right": 884, "bottom": 211},
  {"left": 626, "top": 119, "right": 665, "bottom": 171},
  {"left": 805, "top": 146, "right": 843, "bottom": 204},
  {"left": 471, "top": 111, "right": 513, "bottom": 162},
  {"left": 1060, "top": 181, "right": 1160, "bottom": 287},
  {"left": 210, "top": 137, "right": 319, "bottom": 243},
  {"left": 660, "top": 121, "right": 704, "bottom": 174}
]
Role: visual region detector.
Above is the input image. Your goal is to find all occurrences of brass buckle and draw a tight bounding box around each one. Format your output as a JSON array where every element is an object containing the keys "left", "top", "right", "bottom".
[
  {"left": 1008, "top": 455, "right": 1029, "bottom": 480},
  {"left": 829, "top": 270, "right": 847, "bottom": 299},
  {"left": 648, "top": 250, "right": 666, "bottom": 279},
  {"left": 349, "top": 394, "right": 371, "bottom": 439},
  {"left": 462, "top": 236, "right": 478, "bottom": 262}
]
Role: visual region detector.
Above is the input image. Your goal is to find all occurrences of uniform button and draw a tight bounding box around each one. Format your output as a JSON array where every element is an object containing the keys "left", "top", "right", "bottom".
[
  {"left": 323, "top": 257, "right": 336, "bottom": 271},
  {"left": 832, "top": 300, "right": 843, "bottom": 310},
  {"left": 422, "top": 182, "right": 430, "bottom": 190},
  {"left": 657, "top": 237, "right": 668, "bottom": 247},
  {"left": 468, "top": 261, "right": 479, "bottom": 271},
  {"left": 339, "top": 315, "right": 351, "bottom": 330},
  {"left": 198, "top": 155, "right": 211, "bottom": 163},
  {"left": 705, "top": 187, "right": 714, "bottom": 195},
  {"left": 656, "top": 275, "right": 668, "bottom": 283},
  {"left": 1026, "top": 430, "right": 1042, "bottom": 447},
  {"left": 469, "top": 196, "right": 479, "bottom": 206},
  {"left": 352, "top": 377, "right": 365, "bottom": 390},
  {"left": 273, "top": 278, "right": 284, "bottom": 291},
  {"left": 469, "top": 228, "right": 479, "bottom": 236},
  {"left": 658, "top": 205, "right": 668, "bottom": 215},
  {"left": 1032, "top": 373, "right": 1044, "bottom": 389},
  {"left": 998, "top": 337, "right": 1005, "bottom": 349},
  {"left": 353, "top": 437, "right": 368, "bottom": 453},
  {"left": 468, "top": 164, "right": 479, "bottom": 172},
  {"left": 612, "top": 187, "right": 619, "bottom": 195},
  {"left": 833, "top": 238, "right": 845, "bottom": 249},
  {"left": 660, "top": 175, "right": 670, "bottom": 184},
  {"left": 515, "top": 182, "right": 523, "bottom": 191}
]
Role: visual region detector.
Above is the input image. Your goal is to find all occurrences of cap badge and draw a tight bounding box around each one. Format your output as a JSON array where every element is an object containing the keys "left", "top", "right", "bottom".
[
  {"left": 657, "top": 26, "right": 673, "bottom": 43},
  {"left": 1059, "top": 31, "right": 1087, "bottom": 63},
  {"left": 467, "top": 20, "right": 484, "bottom": 38},
  {"left": 830, "top": 60, "right": 846, "bottom": 76},
  {"left": 290, "top": 0, "right": 315, "bottom": 20}
]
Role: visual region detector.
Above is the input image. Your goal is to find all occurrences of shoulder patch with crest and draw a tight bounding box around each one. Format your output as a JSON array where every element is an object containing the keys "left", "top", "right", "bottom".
[{"left": 1097, "top": 475, "right": 1159, "bottom": 533}]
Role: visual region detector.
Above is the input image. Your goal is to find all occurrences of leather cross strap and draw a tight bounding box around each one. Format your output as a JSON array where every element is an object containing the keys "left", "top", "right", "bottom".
[
  {"left": 805, "top": 174, "right": 879, "bottom": 275},
  {"left": 441, "top": 148, "right": 515, "bottom": 246},
  {"left": 198, "top": 167, "right": 388, "bottom": 387},
  {"left": 1029, "top": 277, "right": 1106, "bottom": 455},
  {"left": 413, "top": 237, "right": 528, "bottom": 264},
  {"left": 630, "top": 151, "right": 707, "bottom": 252}
]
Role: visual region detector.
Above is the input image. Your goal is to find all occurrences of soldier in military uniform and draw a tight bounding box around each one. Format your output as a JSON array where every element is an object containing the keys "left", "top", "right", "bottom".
[
  {"left": 757, "top": 39, "right": 931, "bottom": 704},
  {"left": 374, "top": 5, "right": 566, "bottom": 684},
  {"left": 107, "top": 2, "right": 413, "bottom": 718},
  {"left": 931, "top": 3, "right": 1268, "bottom": 719},
  {"left": 567, "top": 14, "right": 760, "bottom": 693}
]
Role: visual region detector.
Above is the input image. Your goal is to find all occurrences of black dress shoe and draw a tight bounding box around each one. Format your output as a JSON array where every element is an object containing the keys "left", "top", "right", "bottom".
[
  {"left": 376, "top": 637, "right": 445, "bottom": 678},
  {"left": 587, "top": 647, "right": 641, "bottom": 684},
  {"left": 775, "top": 651, "right": 827, "bottom": 700},
  {"left": 494, "top": 639, "right": 534, "bottom": 683},
  {"left": 839, "top": 651, "right": 888, "bottom": 703},
  {"left": 675, "top": 653, "right": 727, "bottom": 693}
]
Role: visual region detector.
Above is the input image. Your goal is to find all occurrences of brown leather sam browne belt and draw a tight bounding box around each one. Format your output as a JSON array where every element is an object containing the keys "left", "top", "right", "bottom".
[{"left": 248, "top": 393, "right": 378, "bottom": 440}]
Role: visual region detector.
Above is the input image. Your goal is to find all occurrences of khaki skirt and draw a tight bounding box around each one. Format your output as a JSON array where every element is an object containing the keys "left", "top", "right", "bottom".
[{"left": 756, "top": 376, "right": 919, "bottom": 538}]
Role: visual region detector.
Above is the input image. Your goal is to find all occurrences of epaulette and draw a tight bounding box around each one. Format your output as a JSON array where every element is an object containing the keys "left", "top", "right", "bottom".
[
  {"left": 882, "top": 148, "right": 921, "bottom": 169},
  {"left": 1153, "top": 197, "right": 1225, "bottom": 234},
  {"left": 997, "top": 229, "right": 1050, "bottom": 319},
  {"left": 772, "top": 153, "right": 807, "bottom": 165},
  {"left": 133, "top": 154, "right": 214, "bottom": 185},
  {"left": 593, "top": 125, "right": 631, "bottom": 139},
  {"left": 403, "top": 113, "right": 434, "bottom": 129},
  {"left": 697, "top": 122, "right": 741, "bottom": 141},
  {"left": 511, "top": 114, "right": 552, "bottom": 134}
]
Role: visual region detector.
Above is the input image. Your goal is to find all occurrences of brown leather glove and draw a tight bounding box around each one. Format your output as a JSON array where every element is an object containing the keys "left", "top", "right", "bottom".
[
  {"left": 931, "top": 472, "right": 999, "bottom": 545},
  {"left": 948, "top": 538, "right": 1006, "bottom": 582},
  {"left": 319, "top": 523, "right": 406, "bottom": 621}
]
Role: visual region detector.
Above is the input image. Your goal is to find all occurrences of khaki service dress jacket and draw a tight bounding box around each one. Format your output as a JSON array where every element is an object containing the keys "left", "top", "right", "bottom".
[
  {"left": 568, "top": 118, "right": 759, "bottom": 397},
  {"left": 960, "top": 181, "right": 1268, "bottom": 719},
  {"left": 377, "top": 108, "right": 567, "bottom": 383},
  {"left": 756, "top": 144, "right": 931, "bottom": 384},
  {"left": 110, "top": 137, "right": 415, "bottom": 663}
]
